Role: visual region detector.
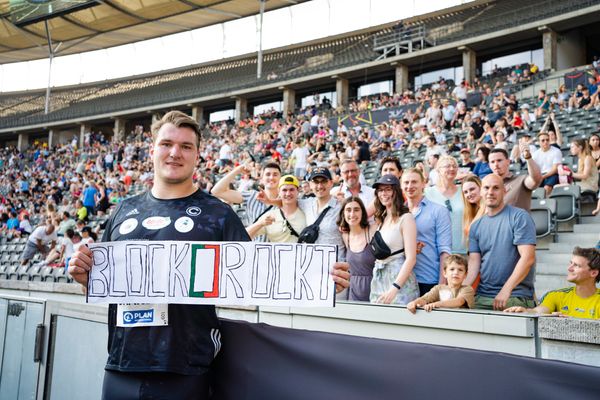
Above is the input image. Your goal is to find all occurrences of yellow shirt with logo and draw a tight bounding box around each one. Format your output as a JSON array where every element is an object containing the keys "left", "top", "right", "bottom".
[{"left": 540, "top": 287, "right": 600, "bottom": 319}]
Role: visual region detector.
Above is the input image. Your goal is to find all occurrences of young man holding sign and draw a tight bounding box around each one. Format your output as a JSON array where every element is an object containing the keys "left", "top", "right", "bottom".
[{"left": 69, "top": 111, "right": 350, "bottom": 399}]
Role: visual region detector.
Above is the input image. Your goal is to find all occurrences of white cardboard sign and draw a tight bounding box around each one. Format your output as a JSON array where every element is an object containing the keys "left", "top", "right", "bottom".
[{"left": 86, "top": 241, "right": 337, "bottom": 307}]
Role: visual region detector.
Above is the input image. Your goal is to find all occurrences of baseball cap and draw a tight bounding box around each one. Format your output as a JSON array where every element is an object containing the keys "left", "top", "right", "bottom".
[
  {"left": 279, "top": 175, "right": 299, "bottom": 188},
  {"left": 372, "top": 174, "right": 400, "bottom": 188},
  {"left": 308, "top": 167, "right": 332, "bottom": 181},
  {"left": 460, "top": 147, "right": 470, "bottom": 153}
]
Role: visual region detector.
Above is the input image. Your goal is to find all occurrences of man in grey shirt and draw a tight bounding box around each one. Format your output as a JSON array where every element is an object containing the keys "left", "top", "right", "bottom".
[{"left": 465, "top": 174, "right": 536, "bottom": 310}]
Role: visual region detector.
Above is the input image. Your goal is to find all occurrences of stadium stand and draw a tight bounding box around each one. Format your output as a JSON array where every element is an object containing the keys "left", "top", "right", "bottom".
[
  {"left": 1, "top": 0, "right": 599, "bottom": 308},
  {"left": 1, "top": 0, "right": 597, "bottom": 130}
]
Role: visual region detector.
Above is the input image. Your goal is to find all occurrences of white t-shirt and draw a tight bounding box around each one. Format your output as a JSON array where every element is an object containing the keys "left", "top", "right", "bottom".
[
  {"left": 330, "top": 184, "right": 375, "bottom": 207},
  {"left": 61, "top": 237, "right": 75, "bottom": 259},
  {"left": 452, "top": 86, "right": 467, "bottom": 100},
  {"left": 28, "top": 226, "right": 58, "bottom": 246},
  {"left": 292, "top": 147, "right": 310, "bottom": 169},
  {"left": 310, "top": 114, "right": 320, "bottom": 127},
  {"left": 425, "top": 145, "right": 446, "bottom": 160},
  {"left": 532, "top": 146, "right": 562, "bottom": 174},
  {"left": 219, "top": 144, "right": 232, "bottom": 160}
]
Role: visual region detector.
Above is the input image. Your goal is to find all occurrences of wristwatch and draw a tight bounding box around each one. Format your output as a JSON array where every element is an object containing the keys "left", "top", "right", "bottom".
[{"left": 392, "top": 282, "right": 402, "bottom": 290}]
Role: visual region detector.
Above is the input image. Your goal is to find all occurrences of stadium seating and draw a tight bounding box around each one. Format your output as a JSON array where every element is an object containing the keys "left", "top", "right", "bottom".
[
  {"left": 549, "top": 184, "right": 581, "bottom": 223},
  {"left": 531, "top": 198, "right": 557, "bottom": 240}
]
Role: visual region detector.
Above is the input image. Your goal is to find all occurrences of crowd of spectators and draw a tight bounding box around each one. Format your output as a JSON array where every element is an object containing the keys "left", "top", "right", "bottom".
[
  {"left": 0, "top": 127, "right": 153, "bottom": 266},
  {"left": 1, "top": 61, "right": 599, "bottom": 317}
]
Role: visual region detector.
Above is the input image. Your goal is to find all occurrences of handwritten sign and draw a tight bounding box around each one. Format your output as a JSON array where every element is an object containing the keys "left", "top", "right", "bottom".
[{"left": 87, "top": 241, "right": 337, "bottom": 307}]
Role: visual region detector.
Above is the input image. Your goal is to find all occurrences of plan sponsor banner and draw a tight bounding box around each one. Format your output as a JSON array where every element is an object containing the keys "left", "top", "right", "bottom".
[{"left": 86, "top": 241, "right": 337, "bottom": 306}]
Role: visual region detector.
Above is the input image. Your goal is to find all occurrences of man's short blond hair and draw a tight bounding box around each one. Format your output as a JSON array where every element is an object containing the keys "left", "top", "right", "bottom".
[{"left": 151, "top": 111, "right": 201, "bottom": 147}]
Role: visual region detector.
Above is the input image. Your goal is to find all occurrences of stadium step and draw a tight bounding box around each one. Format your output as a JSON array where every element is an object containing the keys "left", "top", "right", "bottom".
[
  {"left": 536, "top": 261, "right": 567, "bottom": 275},
  {"left": 573, "top": 224, "right": 600, "bottom": 234},
  {"left": 556, "top": 233, "right": 598, "bottom": 246},
  {"left": 581, "top": 215, "right": 600, "bottom": 224},
  {"left": 536, "top": 252, "right": 571, "bottom": 266},
  {"left": 547, "top": 242, "right": 581, "bottom": 253}
]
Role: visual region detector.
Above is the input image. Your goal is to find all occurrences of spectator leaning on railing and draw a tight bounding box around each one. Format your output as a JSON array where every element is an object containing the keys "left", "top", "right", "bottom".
[{"left": 505, "top": 247, "right": 600, "bottom": 319}]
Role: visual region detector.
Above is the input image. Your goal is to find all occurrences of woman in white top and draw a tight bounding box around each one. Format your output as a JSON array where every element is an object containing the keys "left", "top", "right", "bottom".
[
  {"left": 369, "top": 175, "right": 419, "bottom": 305},
  {"left": 425, "top": 155, "right": 466, "bottom": 254}
]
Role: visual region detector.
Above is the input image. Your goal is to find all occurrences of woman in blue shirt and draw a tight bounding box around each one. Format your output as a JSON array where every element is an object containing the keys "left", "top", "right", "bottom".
[{"left": 472, "top": 146, "right": 492, "bottom": 179}]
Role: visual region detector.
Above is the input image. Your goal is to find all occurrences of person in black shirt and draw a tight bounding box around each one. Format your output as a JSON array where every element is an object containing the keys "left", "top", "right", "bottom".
[
  {"left": 357, "top": 136, "right": 371, "bottom": 164},
  {"left": 69, "top": 111, "right": 349, "bottom": 399},
  {"left": 470, "top": 113, "right": 485, "bottom": 140}
]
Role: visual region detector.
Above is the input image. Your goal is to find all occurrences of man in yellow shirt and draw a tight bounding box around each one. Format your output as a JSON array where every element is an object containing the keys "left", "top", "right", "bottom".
[{"left": 505, "top": 247, "right": 600, "bottom": 319}]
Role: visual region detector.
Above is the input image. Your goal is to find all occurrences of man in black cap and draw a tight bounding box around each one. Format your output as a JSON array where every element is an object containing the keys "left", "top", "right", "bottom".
[{"left": 300, "top": 167, "right": 345, "bottom": 260}]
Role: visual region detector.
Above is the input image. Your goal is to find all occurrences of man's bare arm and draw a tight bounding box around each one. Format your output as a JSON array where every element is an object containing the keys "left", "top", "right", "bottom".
[
  {"left": 211, "top": 164, "right": 247, "bottom": 204},
  {"left": 465, "top": 252, "right": 481, "bottom": 286},
  {"left": 523, "top": 155, "right": 542, "bottom": 190}
]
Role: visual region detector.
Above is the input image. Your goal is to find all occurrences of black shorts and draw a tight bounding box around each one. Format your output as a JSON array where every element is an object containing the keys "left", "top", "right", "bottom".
[{"left": 101, "top": 370, "right": 210, "bottom": 400}]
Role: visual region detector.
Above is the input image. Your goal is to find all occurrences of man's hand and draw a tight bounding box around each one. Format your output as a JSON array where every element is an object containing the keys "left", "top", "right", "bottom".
[
  {"left": 259, "top": 214, "right": 275, "bottom": 228},
  {"left": 406, "top": 300, "right": 418, "bottom": 314},
  {"left": 493, "top": 287, "right": 512, "bottom": 311},
  {"left": 234, "top": 161, "right": 253, "bottom": 175},
  {"left": 519, "top": 143, "right": 531, "bottom": 160},
  {"left": 68, "top": 245, "right": 93, "bottom": 289},
  {"left": 256, "top": 190, "right": 279, "bottom": 206},
  {"left": 503, "top": 306, "right": 526, "bottom": 313},
  {"left": 330, "top": 262, "right": 350, "bottom": 294}
]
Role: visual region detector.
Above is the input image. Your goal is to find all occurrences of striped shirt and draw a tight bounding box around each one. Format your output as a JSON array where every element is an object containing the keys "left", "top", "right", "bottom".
[{"left": 241, "top": 190, "right": 268, "bottom": 242}]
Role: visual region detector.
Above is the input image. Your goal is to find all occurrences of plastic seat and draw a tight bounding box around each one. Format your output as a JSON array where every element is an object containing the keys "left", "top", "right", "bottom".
[
  {"left": 54, "top": 267, "right": 70, "bottom": 283},
  {"left": 12, "top": 265, "right": 29, "bottom": 280},
  {"left": 30, "top": 265, "right": 47, "bottom": 282},
  {"left": 41, "top": 266, "right": 56, "bottom": 282},
  {"left": 3, "top": 266, "right": 19, "bottom": 280},
  {"left": 23, "top": 264, "right": 42, "bottom": 280},
  {"left": 549, "top": 184, "right": 581, "bottom": 223},
  {"left": 530, "top": 199, "right": 557, "bottom": 241},
  {"left": 531, "top": 187, "right": 545, "bottom": 199}
]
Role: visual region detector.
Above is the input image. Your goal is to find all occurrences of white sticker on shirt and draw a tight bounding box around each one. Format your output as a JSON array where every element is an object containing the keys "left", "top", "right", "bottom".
[
  {"left": 119, "top": 218, "right": 138, "bottom": 235},
  {"left": 116, "top": 304, "right": 168, "bottom": 327},
  {"left": 439, "top": 288, "right": 453, "bottom": 302},
  {"left": 174, "top": 216, "right": 194, "bottom": 233},
  {"left": 142, "top": 216, "right": 171, "bottom": 230}
]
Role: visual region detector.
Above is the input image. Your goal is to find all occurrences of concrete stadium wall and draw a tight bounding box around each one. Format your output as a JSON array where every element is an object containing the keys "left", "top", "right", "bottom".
[{"left": 0, "top": 289, "right": 598, "bottom": 399}]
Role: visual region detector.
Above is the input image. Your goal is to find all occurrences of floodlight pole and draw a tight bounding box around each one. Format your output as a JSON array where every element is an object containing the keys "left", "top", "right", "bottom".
[
  {"left": 257, "top": 0, "right": 266, "bottom": 79},
  {"left": 44, "top": 20, "right": 54, "bottom": 115}
]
